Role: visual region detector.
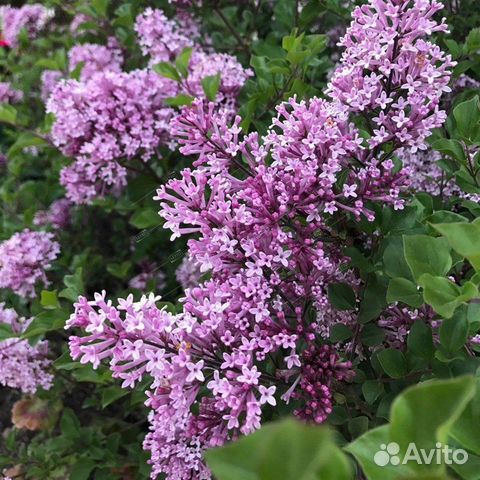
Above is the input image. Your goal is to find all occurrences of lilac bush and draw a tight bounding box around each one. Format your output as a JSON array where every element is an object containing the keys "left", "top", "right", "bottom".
[
  {"left": 1, "top": 0, "right": 479, "bottom": 478},
  {"left": 65, "top": 0, "right": 458, "bottom": 477}
]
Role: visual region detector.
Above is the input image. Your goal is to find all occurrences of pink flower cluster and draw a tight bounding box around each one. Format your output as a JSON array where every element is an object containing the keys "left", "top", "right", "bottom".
[
  {"left": 34, "top": 198, "right": 72, "bottom": 230},
  {"left": 47, "top": 70, "right": 177, "bottom": 204},
  {"left": 135, "top": 8, "right": 251, "bottom": 116},
  {"left": 68, "top": 1, "right": 453, "bottom": 478},
  {"left": 68, "top": 38, "right": 123, "bottom": 81},
  {"left": 0, "top": 81, "right": 23, "bottom": 104},
  {"left": 69, "top": 13, "right": 94, "bottom": 36},
  {"left": 0, "top": 229, "right": 60, "bottom": 298},
  {"left": 0, "top": 303, "right": 53, "bottom": 393},
  {"left": 67, "top": 291, "right": 353, "bottom": 478},
  {"left": 40, "top": 39, "right": 123, "bottom": 102},
  {"left": 328, "top": 0, "right": 455, "bottom": 153},
  {"left": 0, "top": 4, "right": 53, "bottom": 47},
  {"left": 134, "top": 8, "right": 198, "bottom": 63}
]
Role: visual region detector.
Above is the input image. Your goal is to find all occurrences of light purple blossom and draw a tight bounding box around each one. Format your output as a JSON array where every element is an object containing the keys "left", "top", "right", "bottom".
[
  {"left": 34, "top": 198, "right": 72, "bottom": 230},
  {"left": 0, "top": 4, "right": 53, "bottom": 47},
  {"left": 328, "top": 0, "right": 455, "bottom": 153},
  {"left": 0, "top": 303, "right": 53, "bottom": 393},
  {"left": 47, "top": 70, "right": 177, "bottom": 204},
  {"left": 68, "top": 38, "right": 123, "bottom": 81},
  {"left": 0, "top": 229, "right": 60, "bottom": 298},
  {"left": 0, "top": 82, "right": 23, "bottom": 104}
]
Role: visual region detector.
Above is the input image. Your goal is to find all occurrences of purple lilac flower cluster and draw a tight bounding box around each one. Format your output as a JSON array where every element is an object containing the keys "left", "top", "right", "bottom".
[
  {"left": 328, "top": 0, "right": 455, "bottom": 153},
  {"left": 135, "top": 8, "right": 251, "bottom": 116},
  {"left": 134, "top": 8, "right": 198, "bottom": 63},
  {"left": 0, "top": 229, "right": 60, "bottom": 298},
  {"left": 69, "top": 13, "right": 94, "bottom": 36},
  {"left": 0, "top": 81, "right": 23, "bottom": 104},
  {"left": 34, "top": 198, "right": 72, "bottom": 230},
  {"left": 68, "top": 38, "right": 123, "bottom": 81},
  {"left": 41, "top": 39, "right": 123, "bottom": 102},
  {"left": 67, "top": 1, "right": 453, "bottom": 478},
  {"left": 47, "top": 71, "right": 177, "bottom": 204},
  {"left": 0, "top": 303, "right": 53, "bottom": 393},
  {"left": 0, "top": 4, "right": 53, "bottom": 48}
]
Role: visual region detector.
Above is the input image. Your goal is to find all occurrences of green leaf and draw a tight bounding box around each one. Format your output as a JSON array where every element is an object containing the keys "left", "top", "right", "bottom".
[
  {"left": 40, "top": 290, "right": 60, "bottom": 310},
  {"left": 377, "top": 349, "right": 407, "bottom": 378},
  {"left": 0, "top": 104, "right": 17, "bottom": 125},
  {"left": 164, "top": 94, "right": 195, "bottom": 107},
  {"left": 439, "top": 306, "right": 469, "bottom": 352},
  {"left": 433, "top": 222, "right": 480, "bottom": 271},
  {"left": 407, "top": 321, "right": 435, "bottom": 360},
  {"left": 130, "top": 208, "right": 160, "bottom": 229},
  {"left": 358, "top": 274, "right": 388, "bottom": 323},
  {"left": 59, "top": 268, "right": 84, "bottom": 302},
  {"left": 70, "top": 459, "right": 96, "bottom": 480},
  {"left": 383, "top": 237, "right": 413, "bottom": 279},
  {"left": 403, "top": 235, "right": 452, "bottom": 281},
  {"left": 387, "top": 277, "right": 422, "bottom": 308},
  {"left": 106, "top": 261, "right": 131, "bottom": 280},
  {"left": 101, "top": 386, "right": 129, "bottom": 408},
  {"left": 327, "top": 283, "right": 356, "bottom": 310},
  {"left": 465, "top": 28, "right": 480, "bottom": 55},
  {"left": 201, "top": 73, "right": 221, "bottom": 102},
  {"left": 60, "top": 408, "right": 81, "bottom": 438},
  {"left": 0, "top": 323, "right": 14, "bottom": 341},
  {"left": 175, "top": 47, "right": 193, "bottom": 77},
  {"left": 205, "top": 418, "right": 352, "bottom": 480},
  {"left": 390, "top": 376, "right": 476, "bottom": 452},
  {"left": 431, "top": 138, "right": 467, "bottom": 164},
  {"left": 91, "top": 0, "right": 109, "bottom": 17},
  {"left": 70, "top": 61, "right": 85, "bottom": 80},
  {"left": 419, "top": 274, "right": 478, "bottom": 318},
  {"left": 450, "top": 377, "right": 480, "bottom": 456},
  {"left": 21, "top": 310, "right": 67, "bottom": 339},
  {"left": 348, "top": 416, "right": 369, "bottom": 438},
  {"left": 453, "top": 96, "right": 480, "bottom": 141},
  {"left": 348, "top": 377, "right": 476, "bottom": 479},
  {"left": 329, "top": 324, "right": 353, "bottom": 343},
  {"left": 54, "top": 351, "right": 81, "bottom": 371},
  {"left": 7, "top": 132, "right": 48, "bottom": 158},
  {"left": 153, "top": 62, "right": 181, "bottom": 82},
  {"left": 362, "top": 380, "right": 384, "bottom": 404},
  {"left": 361, "top": 324, "right": 385, "bottom": 347},
  {"left": 346, "top": 426, "right": 399, "bottom": 480}
]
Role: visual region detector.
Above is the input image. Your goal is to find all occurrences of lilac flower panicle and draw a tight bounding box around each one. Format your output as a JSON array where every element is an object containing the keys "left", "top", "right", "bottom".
[
  {"left": 68, "top": 38, "right": 123, "bottom": 81},
  {"left": 69, "top": 13, "right": 94, "bottom": 36},
  {"left": 34, "top": 198, "right": 72, "bottom": 230},
  {"left": 134, "top": 8, "right": 196, "bottom": 63},
  {"left": 0, "top": 229, "right": 60, "bottom": 298},
  {"left": 328, "top": 0, "right": 455, "bottom": 153},
  {"left": 0, "top": 82, "right": 23, "bottom": 104},
  {"left": 134, "top": 8, "right": 250, "bottom": 116},
  {"left": 0, "top": 4, "right": 53, "bottom": 47},
  {"left": 0, "top": 303, "right": 53, "bottom": 393},
  {"left": 47, "top": 70, "right": 177, "bottom": 204}
]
